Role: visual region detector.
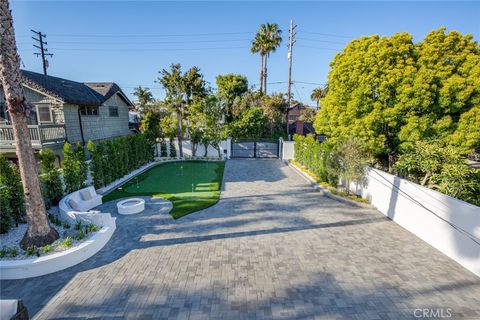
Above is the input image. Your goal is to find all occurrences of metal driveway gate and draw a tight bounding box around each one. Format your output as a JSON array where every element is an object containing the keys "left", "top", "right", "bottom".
[{"left": 231, "top": 139, "right": 279, "bottom": 158}]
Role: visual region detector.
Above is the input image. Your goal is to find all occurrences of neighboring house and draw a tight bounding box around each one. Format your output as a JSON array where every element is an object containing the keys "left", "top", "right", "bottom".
[
  {"left": 289, "top": 120, "right": 316, "bottom": 137},
  {"left": 0, "top": 70, "right": 133, "bottom": 159},
  {"left": 287, "top": 103, "right": 317, "bottom": 138},
  {"left": 286, "top": 103, "right": 306, "bottom": 125}
]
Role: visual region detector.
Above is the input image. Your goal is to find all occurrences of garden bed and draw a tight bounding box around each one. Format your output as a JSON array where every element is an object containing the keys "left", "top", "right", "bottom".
[
  {"left": 0, "top": 208, "right": 101, "bottom": 260},
  {"left": 0, "top": 207, "right": 116, "bottom": 280}
]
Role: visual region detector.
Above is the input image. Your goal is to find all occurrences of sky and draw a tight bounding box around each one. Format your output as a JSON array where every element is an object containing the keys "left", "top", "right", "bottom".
[{"left": 10, "top": 1, "right": 480, "bottom": 104}]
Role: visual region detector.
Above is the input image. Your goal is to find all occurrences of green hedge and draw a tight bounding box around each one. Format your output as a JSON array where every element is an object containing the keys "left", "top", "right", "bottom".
[
  {"left": 87, "top": 134, "right": 154, "bottom": 189},
  {"left": 293, "top": 134, "right": 339, "bottom": 186},
  {"left": 0, "top": 155, "right": 25, "bottom": 233},
  {"left": 40, "top": 148, "right": 64, "bottom": 206}
]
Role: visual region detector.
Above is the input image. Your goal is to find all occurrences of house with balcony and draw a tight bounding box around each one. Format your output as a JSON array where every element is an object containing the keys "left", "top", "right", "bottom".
[{"left": 0, "top": 70, "right": 133, "bottom": 159}]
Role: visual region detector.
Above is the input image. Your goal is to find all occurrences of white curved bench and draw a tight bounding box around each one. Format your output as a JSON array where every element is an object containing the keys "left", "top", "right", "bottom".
[{"left": 59, "top": 186, "right": 102, "bottom": 223}]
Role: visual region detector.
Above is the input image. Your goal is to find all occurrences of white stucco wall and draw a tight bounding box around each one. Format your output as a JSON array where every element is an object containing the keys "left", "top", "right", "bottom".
[{"left": 350, "top": 168, "right": 480, "bottom": 277}]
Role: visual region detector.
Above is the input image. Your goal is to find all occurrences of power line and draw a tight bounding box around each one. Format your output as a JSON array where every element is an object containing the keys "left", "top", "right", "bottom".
[
  {"left": 297, "top": 45, "right": 341, "bottom": 51},
  {"left": 45, "top": 46, "right": 250, "bottom": 52},
  {"left": 300, "top": 30, "right": 353, "bottom": 39},
  {"left": 31, "top": 29, "right": 53, "bottom": 75},
  {"left": 297, "top": 37, "right": 345, "bottom": 45},
  {"left": 45, "top": 31, "right": 254, "bottom": 38},
  {"left": 33, "top": 39, "right": 251, "bottom": 45}
]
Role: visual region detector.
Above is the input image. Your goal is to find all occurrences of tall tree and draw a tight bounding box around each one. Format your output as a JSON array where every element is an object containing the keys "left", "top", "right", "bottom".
[
  {"left": 158, "top": 64, "right": 206, "bottom": 157},
  {"left": 251, "top": 30, "right": 266, "bottom": 94},
  {"left": 0, "top": 0, "right": 58, "bottom": 248},
  {"left": 133, "top": 86, "right": 154, "bottom": 112},
  {"left": 310, "top": 85, "right": 328, "bottom": 109},
  {"left": 262, "top": 23, "right": 282, "bottom": 94},
  {"left": 314, "top": 28, "right": 480, "bottom": 170},
  {"left": 216, "top": 74, "right": 248, "bottom": 122}
]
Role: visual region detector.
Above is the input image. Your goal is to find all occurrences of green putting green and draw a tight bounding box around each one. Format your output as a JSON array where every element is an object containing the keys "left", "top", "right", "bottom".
[{"left": 103, "top": 161, "right": 225, "bottom": 219}]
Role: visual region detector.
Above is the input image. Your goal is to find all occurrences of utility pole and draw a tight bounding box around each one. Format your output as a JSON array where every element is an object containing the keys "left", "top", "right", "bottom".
[
  {"left": 286, "top": 19, "right": 296, "bottom": 138},
  {"left": 31, "top": 30, "right": 53, "bottom": 75}
]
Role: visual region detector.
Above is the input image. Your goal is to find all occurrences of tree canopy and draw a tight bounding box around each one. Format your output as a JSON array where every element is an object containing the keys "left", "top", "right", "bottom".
[{"left": 314, "top": 28, "right": 480, "bottom": 168}]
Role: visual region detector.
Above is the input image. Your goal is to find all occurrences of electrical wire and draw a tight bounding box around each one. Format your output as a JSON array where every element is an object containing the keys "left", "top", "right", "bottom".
[
  {"left": 368, "top": 169, "right": 480, "bottom": 246},
  {"left": 300, "top": 31, "right": 353, "bottom": 39}
]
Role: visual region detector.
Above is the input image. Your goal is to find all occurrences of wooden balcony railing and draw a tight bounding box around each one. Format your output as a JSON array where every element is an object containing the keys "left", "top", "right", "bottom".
[{"left": 0, "top": 124, "right": 66, "bottom": 149}]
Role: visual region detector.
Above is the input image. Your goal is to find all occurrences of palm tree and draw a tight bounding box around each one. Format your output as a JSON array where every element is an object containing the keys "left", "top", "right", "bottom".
[
  {"left": 0, "top": 0, "right": 58, "bottom": 248},
  {"left": 262, "top": 23, "right": 282, "bottom": 94},
  {"left": 251, "top": 23, "right": 282, "bottom": 95},
  {"left": 310, "top": 85, "right": 329, "bottom": 109},
  {"left": 133, "top": 86, "right": 153, "bottom": 112},
  {"left": 251, "top": 28, "right": 267, "bottom": 94}
]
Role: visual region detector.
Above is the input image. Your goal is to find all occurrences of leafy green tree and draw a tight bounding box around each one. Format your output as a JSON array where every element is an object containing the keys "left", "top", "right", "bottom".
[
  {"left": 133, "top": 86, "right": 154, "bottom": 112},
  {"left": 39, "top": 148, "right": 64, "bottom": 205},
  {"left": 315, "top": 28, "right": 480, "bottom": 169},
  {"left": 158, "top": 64, "right": 207, "bottom": 157},
  {"left": 450, "top": 106, "right": 480, "bottom": 154},
  {"left": 140, "top": 110, "right": 161, "bottom": 142},
  {"left": 336, "top": 138, "right": 370, "bottom": 195},
  {"left": 216, "top": 74, "right": 248, "bottom": 122},
  {"left": 87, "top": 141, "right": 105, "bottom": 189},
  {"left": 260, "top": 93, "right": 288, "bottom": 138},
  {"left": 229, "top": 107, "right": 266, "bottom": 138}
]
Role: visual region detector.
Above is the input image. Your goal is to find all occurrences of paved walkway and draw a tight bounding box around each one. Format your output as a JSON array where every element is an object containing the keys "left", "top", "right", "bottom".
[{"left": 1, "top": 159, "right": 480, "bottom": 319}]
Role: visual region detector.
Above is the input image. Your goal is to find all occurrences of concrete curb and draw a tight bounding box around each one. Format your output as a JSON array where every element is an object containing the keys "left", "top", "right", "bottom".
[{"left": 286, "top": 161, "right": 374, "bottom": 209}]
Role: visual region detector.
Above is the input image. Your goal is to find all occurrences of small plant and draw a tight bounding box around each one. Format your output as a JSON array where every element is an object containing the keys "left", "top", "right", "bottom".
[
  {"left": 25, "top": 245, "right": 37, "bottom": 257},
  {"left": 9, "top": 247, "right": 17, "bottom": 257},
  {"left": 74, "top": 230, "right": 86, "bottom": 241},
  {"left": 87, "top": 223, "right": 100, "bottom": 233},
  {"left": 62, "top": 221, "right": 71, "bottom": 229},
  {"left": 0, "top": 247, "right": 6, "bottom": 258},
  {"left": 59, "top": 237, "right": 73, "bottom": 248},
  {"left": 42, "top": 244, "right": 54, "bottom": 254},
  {"left": 75, "top": 221, "right": 82, "bottom": 230}
]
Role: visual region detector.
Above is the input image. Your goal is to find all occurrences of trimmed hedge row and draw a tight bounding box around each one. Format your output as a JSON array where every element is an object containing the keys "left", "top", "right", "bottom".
[
  {"left": 88, "top": 134, "right": 154, "bottom": 189},
  {"left": 0, "top": 155, "right": 25, "bottom": 233},
  {"left": 293, "top": 134, "right": 339, "bottom": 186}
]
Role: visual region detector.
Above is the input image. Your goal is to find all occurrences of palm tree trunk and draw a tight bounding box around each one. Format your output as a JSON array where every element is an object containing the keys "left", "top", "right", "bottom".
[
  {"left": 264, "top": 54, "right": 268, "bottom": 95},
  {"left": 0, "top": 0, "right": 58, "bottom": 249},
  {"left": 259, "top": 54, "right": 264, "bottom": 94}
]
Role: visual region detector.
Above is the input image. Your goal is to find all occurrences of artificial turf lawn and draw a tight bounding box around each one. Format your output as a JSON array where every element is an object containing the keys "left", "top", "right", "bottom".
[{"left": 103, "top": 161, "right": 225, "bottom": 219}]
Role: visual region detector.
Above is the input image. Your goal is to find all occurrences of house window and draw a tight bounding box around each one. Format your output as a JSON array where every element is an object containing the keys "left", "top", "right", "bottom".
[
  {"left": 79, "top": 106, "right": 99, "bottom": 116},
  {"left": 0, "top": 102, "right": 8, "bottom": 123},
  {"left": 37, "top": 105, "right": 52, "bottom": 123},
  {"left": 109, "top": 106, "right": 119, "bottom": 117}
]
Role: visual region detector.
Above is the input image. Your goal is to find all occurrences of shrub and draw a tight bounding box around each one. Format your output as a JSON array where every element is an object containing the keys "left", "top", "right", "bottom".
[
  {"left": 42, "top": 244, "right": 54, "bottom": 253},
  {"left": 59, "top": 237, "right": 73, "bottom": 248},
  {"left": 293, "top": 134, "right": 339, "bottom": 186},
  {"left": 396, "top": 140, "right": 480, "bottom": 205},
  {"left": 87, "top": 223, "right": 100, "bottom": 233},
  {"left": 160, "top": 140, "right": 168, "bottom": 157},
  {"left": 75, "top": 221, "right": 82, "bottom": 230},
  {"left": 0, "top": 155, "right": 24, "bottom": 233},
  {"left": 39, "top": 148, "right": 64, "bottom": 205},
  {"left": 0, "top": 246, "right": 18, "bottom": 258},
  {"left": 62, "top": 143, "right": 86, "bottom": 193},
  {"left": 88, "top": 134, "right": 154, "bottom": 188},
  {"left": 74, "top": 230, "right": 86, "bottom": 241},
  {"left": 25, "top": 245, "right": 38, "bottom": 256},
  {"left": 169, "top": 139, "right": 177, "bottom": 157}
]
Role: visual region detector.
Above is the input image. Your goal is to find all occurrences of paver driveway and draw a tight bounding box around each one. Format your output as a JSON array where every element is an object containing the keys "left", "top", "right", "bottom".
[{"left": 1, "top": 159, "right": 480, "bottom": 319}]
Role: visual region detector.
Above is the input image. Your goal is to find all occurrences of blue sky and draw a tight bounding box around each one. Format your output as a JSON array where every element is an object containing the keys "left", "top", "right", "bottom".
[{"left": 11, "top": 1, "right": 480, "bottom": 104}]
